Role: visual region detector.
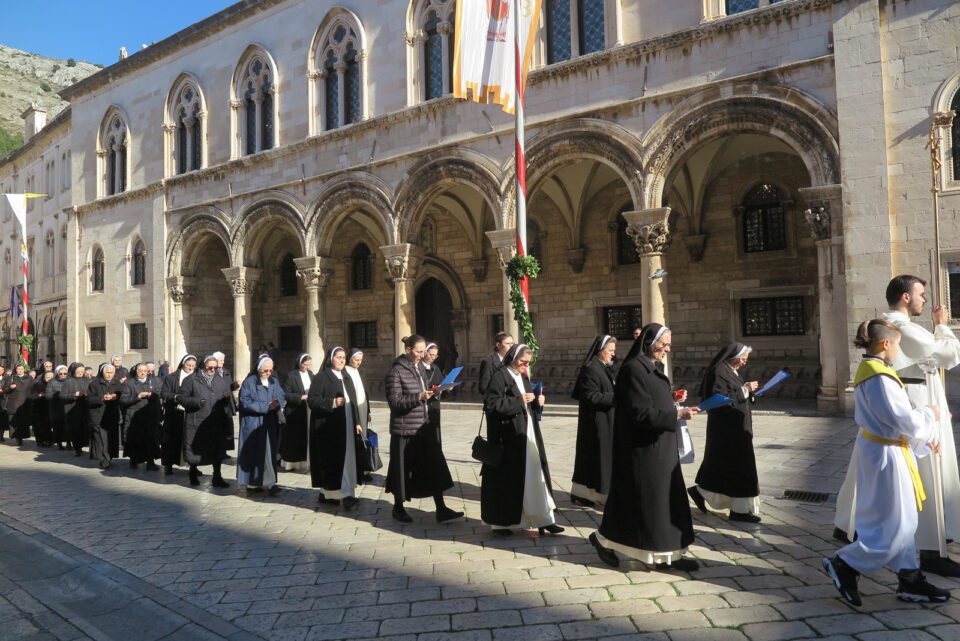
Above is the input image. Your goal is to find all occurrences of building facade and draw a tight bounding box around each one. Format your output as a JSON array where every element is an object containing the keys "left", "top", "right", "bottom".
[{"left": 3, "top": 0, "right": 960, "bottom": 409}]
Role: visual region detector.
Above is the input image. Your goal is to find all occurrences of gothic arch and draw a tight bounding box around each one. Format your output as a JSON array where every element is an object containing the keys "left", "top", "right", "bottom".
[
  {"left": 417, "top": 256, "right": 467, "bottom": 310},
  {"left": 97, "top": 105, "right": 132, "bottom": 197},
  {"left": 231, "top": 194, "right": 307, "bottom": 267},
  {"left": 308, "top": 6, "right": 369, "bottom": 134},
  {"left": 395, "top": 150, "right": 505, "bottom": 247},
  {"left": 230, "top": 44, "right": 281, "bottom": 157},
  {"left": 641, "top": 82, "right": 840, "bottom": 210},
  {"left": 166, "top": 211, "right": 232, "bottom": 277},
  {"left": 309, "top": 173, "right": 397, "bottom": 254},
  {"left": 164, "top": 72, "right": 208, "bottom": 175}
]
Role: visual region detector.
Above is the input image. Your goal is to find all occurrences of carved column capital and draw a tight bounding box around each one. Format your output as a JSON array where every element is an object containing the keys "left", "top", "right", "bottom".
[
  {"left": 221, "top": 266, "right": 262, "bottom": 297},
  {"left": 166, "top": 276, "right": 196, "bottom": 304},
  {"left": 485, "top": 229, "right": 517, "bottom": 267},
  {"left": 623, "top": 208, "right": 671, "bottom": 256},
  {"left": 229, "top": 99, "right": 244, "bottom": 110},
  {"left": 803, "top": 207, "right": 832, "bottom": 241},
  {"left": 798, "top": 184, "right": 842, "bottom": 240},
  {"left": 293, "top": 256, "right": 336, "bottom": 290},
  {"left": 933, "top": 111, "right": 956, "bottom": 128},
  {"left": 469, "top": 257, "right": 488, "bottom": 282},
  {"left": 379, "top": 244, "right": 424, "bottom": 282}
]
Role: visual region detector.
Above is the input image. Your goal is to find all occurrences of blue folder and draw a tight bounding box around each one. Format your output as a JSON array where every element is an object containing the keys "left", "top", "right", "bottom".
[
  {"left": 697, "top": 394, "right": 737, "bottom": 412},
  {"left": 755, "top": 369, "right": 791, "bottom": 397},
  {"left": 433, "top": 366, "right": 464, "bottom": 392}
]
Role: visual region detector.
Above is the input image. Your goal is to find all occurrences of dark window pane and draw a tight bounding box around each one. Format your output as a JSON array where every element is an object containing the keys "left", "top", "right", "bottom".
[
  {"left": 424, "top": 12, "right": 444, "bottom": 100},
  {"left": 345, "top": 47, "right": 361, "bottom": 125},
  {"left": 279, "top": 325, "right": 303, "bottom": 352},
  {"left": 132, "top": 241, "right": 146, "bottom": 286},
  {"left": 741, "top": 297, "right": 805, "bottom": 337},
  {"left": 119, "top": 148, "right": 126, "bottom": 192},
  {"left": 92, "top": 249, "right": 105, "bottom": 292},
  {"left": 952, "top": 91, "right": 960, "bottom": 181},
  {"left": 325, "top": 51, "right": 339, "bottom": 130},
  {"left": 280, "top": 253, "right": 298, "bottom": 297},
  {"left": 244, "top": 94, "right": 256, "bottom": 155},
  {"left": 491, "top": 314, "right": 504, "bottom": 341},
  {"left": 726, "top": 0, "right": 759, "bottom": 14},
  {"left": 546, "top": 0, "right": 571, "bottom": 64},
  {"left": 348, "top": 321, "right": 378, "bottom": 349},
  {"left": 108, "top": 153, "right": 117, "bottom": 196},
  {"left": 130, "top": 323, "right": 148, "bottom": 350},
  {"left": 191, "top": 107, "right": 202, "bottom": 171},
  {"left": 89, "top": 326, "right": 106, "bottom": 352},
  {"left": 578, "top": 0, "right": 605, "bottom": 55},
  {"left": 177, "top": 118, "right": 187, "bottom": 175},
  {"left": 742, "top": 184, "right": 786, "bottom": 253},
  {"left": 949, "top": 265, "right": 960, "bottom": 320},
  {"left": 617, "top": 216, "right": 640, "bottom": 265},
  {"left": 603, "top": 305, "right": 642, "bottom": 341},
  {"left": 351, "top": 244, "right": 372, "bottom": 291},
  {"left": 261, "top": 85, "right": 274, "bottom": 150}
]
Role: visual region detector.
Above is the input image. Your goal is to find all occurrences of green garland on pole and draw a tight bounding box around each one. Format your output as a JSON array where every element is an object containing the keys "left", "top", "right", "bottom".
[
  {"left": 504, "top": 255, "right": 541, "bottom": 360},
  {"left": 16, "top": 334, "right": 34, "bottom": 368}
]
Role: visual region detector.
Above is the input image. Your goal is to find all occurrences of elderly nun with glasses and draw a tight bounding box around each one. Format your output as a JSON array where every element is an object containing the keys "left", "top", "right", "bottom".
[{"left": 237, "top": 355, "right": 286, "bottom": 496}]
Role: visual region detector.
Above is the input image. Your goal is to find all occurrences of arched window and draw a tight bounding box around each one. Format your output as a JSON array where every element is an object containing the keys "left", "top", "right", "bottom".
[
  {"left": 280, "top": 253, "right": 298, "bottom": 296},
  {"left": 742, "top": 183, "right": 787, "bottom": 253},
  {"left": 616, "top": 212, "right": 639, "bottom": 266},
  {"left": 725, "top": 0, "right": 759, "bottom": 16},
  {"left": 311, "top": 12, "right": 366, "bottom": 132},
  {"left": 351, "top": 243, "right": 373, "bottom": 291},
  {"left": 410, "top": 0, "right": 454, "bottom": 102},
  {"left": 59, "top": 225, "right": 67, "bottom": 273},
  {"left": 170, "top": 79, "right": 204, "bottom": 175},
  {"left": 99, "top": 109, "right": 128, "bottom": 197},
  {"left": 27, "top": 242, "right": 34, "bottom": 287},
  {"left": 545, "top": 0, "right": 606, "bottom": 64},
  {"left": 234, "top": 49, "right": 277, "bottom": 156},
  {"left": 131, "top": 239, "right": 146, "bottom": 286},
  {"left": 951, "top": 89, "right": 960, "bottom": 181},
  {"left": 527, "top": 219, "right": 544, "bottom": 269},
  {"left": 45, "top": 231, "right": 55, "bottom": 278},
  {"left": 91, "top": 247, "right": 105, "bottom": 293}
]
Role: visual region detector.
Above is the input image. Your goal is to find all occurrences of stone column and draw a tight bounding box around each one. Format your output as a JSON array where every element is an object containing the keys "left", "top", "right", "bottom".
[
  {"left": 485, "top": 229, "right": 521, "bottom": 341},
  {"left": 623, "top": 208, "right": 671, "bottom": 326},
  {"left": 253, "top": 94, "right": 264, "bottom": 152},
  {"left": 166, "top": 275, "right": 195, "bottom": 366},
  {"left": 380, "top": 244, "right": 424, "bottom": 355},
  {"left": 335, "top": 61, "right": 347, "bottom": 127},
  {"left": 221, "top": 266, "right": 261, "bottom": 380},
  {"left": 799, "top": 184, "right": 847, "bottom": 413},
  {"left": 294, "top": 256, "right": 335, "bottom": 365}
]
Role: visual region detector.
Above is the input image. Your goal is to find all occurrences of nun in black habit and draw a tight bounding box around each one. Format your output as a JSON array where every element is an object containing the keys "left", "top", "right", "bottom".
[
  {"left": 0, "top": 365, "right": 9, "bottom": 441},
  {"left": 29, "top": 371, "right": 55, "bottom": 447},
  {"left": 121, "top": 363, "right": 161, "bottom": 470},
  {"left": 281, "top": 353, "right": 313, "bottom": 472},
  {"left": 421, "top": 343, "right": 444, "bottom": 445},
  {"left": 87, "top": 364, "right": 122, "bottom": 469},
  {"left": 590, "top": 324, "right": 701, "bottom": 571},
  {"left": 4, "top": 364, "right": 31, "bottom": 446},
  {"left": 178, "top": 356, "right": 232, "bottom": 487},
  {"left": 570, "top": 335, "right": 617, "bottom": 507},
  {"left": 47, "top": 365, "right": 67, "bottom": 449},
  {"left": 309, "top": 347, "right": 363, "bottom": 509},
  {"left": 688, "top": 343, "right": 761, "bottom": 523},
  {"left": 481, "top": 343, "right": 563, "bottom": 535},
  {"left": 60, "top": 363, "right": 88, "bottom": 456},
  {"left": 160, "top": 355, "right": 197, "bottom": 475}
]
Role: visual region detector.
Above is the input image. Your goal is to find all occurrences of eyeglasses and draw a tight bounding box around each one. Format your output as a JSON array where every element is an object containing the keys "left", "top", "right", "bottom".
[
  {"left": 655, "top": 341, "right": 672, "bottom": 349},
  {"left": 517, "top": 359, "right": 532, "bottom": 366}
]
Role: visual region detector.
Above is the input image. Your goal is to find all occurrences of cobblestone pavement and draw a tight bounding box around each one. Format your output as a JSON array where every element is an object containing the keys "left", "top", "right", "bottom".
[{"left": 3, "top": 407, "right": 960, "bottom": 641}]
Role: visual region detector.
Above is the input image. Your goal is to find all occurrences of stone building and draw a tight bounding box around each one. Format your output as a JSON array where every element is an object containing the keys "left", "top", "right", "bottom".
[{"left": 2, "top": 0, "right": 960, "bottom": 409}]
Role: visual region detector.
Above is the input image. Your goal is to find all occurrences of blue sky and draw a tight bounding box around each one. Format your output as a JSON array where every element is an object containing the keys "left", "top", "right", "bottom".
[{"left": 0, "top": 1, "right": 237, "bottom": 66}]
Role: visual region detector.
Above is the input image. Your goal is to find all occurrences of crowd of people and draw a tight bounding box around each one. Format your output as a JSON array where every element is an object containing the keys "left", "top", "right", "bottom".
[{"left": 2, "top": 275, "right": 958, "bottom": 609}]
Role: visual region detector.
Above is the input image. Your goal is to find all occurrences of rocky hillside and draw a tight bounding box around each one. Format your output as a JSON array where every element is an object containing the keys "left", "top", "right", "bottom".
[{"left": 0, "top": 44, "right": 100, "bottom": 155}]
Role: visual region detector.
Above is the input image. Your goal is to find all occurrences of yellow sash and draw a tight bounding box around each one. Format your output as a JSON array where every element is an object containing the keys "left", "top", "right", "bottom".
[
  {"left": 853, "top": 358, "right": 904, "bottom": 389},
  {"left": 860, "top": 429, "right": 926, "bottom": 511}
]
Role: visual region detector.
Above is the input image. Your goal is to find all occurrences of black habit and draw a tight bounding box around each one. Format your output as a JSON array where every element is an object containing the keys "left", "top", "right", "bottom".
[
  {"left": 598, "top": 354, "right": 694, "bottom": 555},
  {"left": 421, "top": 364, "right": 444, "bottom": 446},
  {"left": 87, "top": 376, "right": 122, "bottom": 467},
  {"left": 62, "top": 375, "right": 90, "bottom": 454},
  {"left": 571, "top": 356, "right": 616, "bottom": 501},
  {"left": 29, "top": 378, "right": 54, "bottom": 446},
  {"left": 480, "top": 367, "right": 554, "bottom": 527},
  {"left": 477, "top": 353, "right": 503, "bottom": 396},
  {"left": 46, "top": 377, "right": 65, "bottom": 447},
  {"left": 281, "top": 369, "right": 312, "bottom": 464},
  {"left": 179, "top": 372, "right": 231, "bottom": 466},
  {"left": 4, "top": 374, "right": 31, "bottom": 441},
  {"left": 160, "top": 370, "right": 187, "bottom": 467},
  {"left": 308, "top": 368, "right": 362, "bottom": 491},
  {"left": 121, "top": 377, "right": 161, "bottom": 464}
]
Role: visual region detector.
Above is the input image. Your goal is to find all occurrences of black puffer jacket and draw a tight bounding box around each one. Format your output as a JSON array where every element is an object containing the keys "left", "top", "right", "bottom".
[{"left": 386, "top": 356, "right": 429, "bottom": 436}]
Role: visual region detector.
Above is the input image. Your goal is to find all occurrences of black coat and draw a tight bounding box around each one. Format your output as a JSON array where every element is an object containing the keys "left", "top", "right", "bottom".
[
  {"left": 160, "top": 372, "right": 187, "bottom": 466},
  {"left": 281, "top": 369, "right": 313, "bottom": 463},
  {"left": 179, "top": 372, "right": 231, "bottom": 465},
  {"left": 5, "top": 374, "right": 31, "bottom": 414},
  {"left": 571, "top": 358, "right": 616, "bottom": 496},
  {"left": 598, "top": 356, "right": 694, "bottom": 553},
  {"left": 46, "top": 378, "right": 65, "bottom": 426},
  {"left": 386, "top": 356, "right": 429, "bottom": 437},
  {"left": 60, "top": 376, "right": 89, "bottom": 435},
  {"left": 121, "top": 377, "right": 161, "bottom": 462},
  {"left": 87, "top": 378, "right": 123, "bottom": 431},
  {"left": 308, "top": 369, "right": 362, "bottom": 490},
  {"left": 421, "top": 364, "right": 444, "bottom": 437},
  {"left": 478, "top": 353, "right": 503, "bottom": 396},
  {"left": 695, "top": 363, "right": 758, "bottom": 498},
  {"left": 480, "top": 367, "right": 554, "bottom": 527}
]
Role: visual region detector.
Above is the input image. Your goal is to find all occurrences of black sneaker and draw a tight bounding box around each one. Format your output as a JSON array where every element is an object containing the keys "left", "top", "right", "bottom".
[
  {"left": 657, "top": 557, "right": 699, "bottom": 572},
  {"left": 436, "top": 507, "right": 464, "bottom": 523},
  {"left": 570, "top": 494, "right": 595, "bottom": 508},
  {"left": 920, "top": 552, "right": 960, "bottom": 578},
  {"left": 589, "top": 532, "right": 619, "bottom": 568},
  {"left": 687, "top": 487, "right": 708, "bottom": 514},
  {"left": 342, "top": 496, "right": 359, "bottom": 511},
  {"left": 730, "top": 511, "right": 762, "bottom": 523},
  {"left": 822, "top": 555, "right": 861, "bottom": 606},
  {"left": 832, "top": 527, "right": 851, "bottom": 544},
  {"left": 897, "top": 569, "right": 951, "bottom": 603},
  {"left": 392, "top": 506, "right": 413, "bottom": 523}
]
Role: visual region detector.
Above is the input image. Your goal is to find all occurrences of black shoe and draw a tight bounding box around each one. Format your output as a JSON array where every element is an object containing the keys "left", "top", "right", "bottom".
[
  {"left": 538, "top": 524, "right": 565, "bottom": 535},
  {"left": 342, "top": 496, "right": 359, "bottom": 511},
  {"left": 392, "top": 506, "right": 413, "bottom": 523},
  {"left": 129, "top": 461, "right": 138, "bottom": 470},
  {"left": 317, "top": 494, "right": 340, "bottom": 505},
  {"left": 570, "top": 494, "right": 595, "bottom": 508},
  {"left": 436, "top": 507, "right": 464, "bottom": 523},
  {"left": 822, "top": 555, "right": 862, "bottom": 606},
  {"left": 589, "top": 532, "right": 619, "bottom": 568},
  {"left": 897, "top": 569, "right": 951, "bottom": 603},
  {"left": 145, "top": 462, "right": 159, "bottom": 471},
  {"left": 267, "top": 485, "right": 281, "bottom": 497},
  {"left": 687, "top": 487, "right": 708, "bottom": 514},
  {"left": 730, "top": 511, "right": 762, "bottom": 523},
  {"left": 361, "top": 473, "right": 374, "bottom": 483},
  {"left": 657, "top": 557, "right": 699, "bottom": 572},
  {"left": 16, "top": 438, "right": 23, "bottom": 446},
  {"left": 832, "top": 527, "right": 851, "bottom": 544},
  {"left": 920, "top": 552, "right": 960, "bottom": 578},
  {"left": 189, "top": 468, "right": 200, "bottom": 486},
  {"left": 211, "top": 476, "right": 230, "bottom": 489},
  {"left": 244, "top": 486, "right": 263, "bottom": 497},
  {"left": 195, "top": 469, "right": 205, "bottom": 477},
  {"left": 491, "top": 528, "right": 513, "bottom": 536},
  {"left": 164, "top": 465, "right": 173, "bottom": 476}
]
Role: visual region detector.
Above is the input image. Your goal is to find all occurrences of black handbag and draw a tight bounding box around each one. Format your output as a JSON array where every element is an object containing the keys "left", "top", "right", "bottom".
[
  {"left": 358, "top": 429, "right": 383, "bottom": 472},
  {"left": 471, "top": 413, "right": 502, "bottom": 467}
]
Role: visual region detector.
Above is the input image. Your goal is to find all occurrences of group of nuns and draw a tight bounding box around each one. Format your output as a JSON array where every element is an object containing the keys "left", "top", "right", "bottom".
[{"left": 560, "top": 325, "right": 762, "bottom": 572}]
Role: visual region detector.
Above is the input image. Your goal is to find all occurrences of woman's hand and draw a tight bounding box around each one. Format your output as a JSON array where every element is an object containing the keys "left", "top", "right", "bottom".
[
  {"left": 677, "top": 407, "right": 700, "bottom": 421},
  {"left": 104, "top": 393, "right": 116, "bottom": 401},
  {"left": 355, "top": 425, "right": 362, "bottom": 435},
  {"left": 929, "top": 405, "right": 941, "bottom": 422},
  {"left": 268, "top": 399, "right": 280, "bottom": 411},
  {"left": 746, "top": 381, "right": 760, "bottom": 393},
  {"left": 419, "top": 390, "right": 434, "bottom": 402},
  {"left": 335, "top": 397, "right": 345, "bottom": 408},
  {"left": 301, "top": 394, "right": 308, "bottom": 401},
  {"left": 522, "top": 392, "right": 535, "bottom": 404},
  {"left": 537, "top": 395, "right": 545, "bottom": 407}
]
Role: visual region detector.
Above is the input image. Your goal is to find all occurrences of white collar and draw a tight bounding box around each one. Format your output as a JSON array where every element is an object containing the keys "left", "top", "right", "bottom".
[
  {"left": 331, "top": 369, "right": 343, "bottom": 380},
  {"left": 882, "top": 310, "right": 910, "bottom": 322}
]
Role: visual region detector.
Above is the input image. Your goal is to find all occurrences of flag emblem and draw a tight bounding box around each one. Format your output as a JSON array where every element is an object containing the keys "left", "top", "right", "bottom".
[{"left": 487, "top": 0, "right": 510, "bottom": 21}]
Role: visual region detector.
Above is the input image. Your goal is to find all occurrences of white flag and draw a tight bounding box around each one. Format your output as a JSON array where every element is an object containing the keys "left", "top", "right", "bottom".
[
  {"left": 453, "top": 0, "right": 542, "bottom": 115},
  {"left": 3, "top": 194, "right": 27, "bottom": 243}
]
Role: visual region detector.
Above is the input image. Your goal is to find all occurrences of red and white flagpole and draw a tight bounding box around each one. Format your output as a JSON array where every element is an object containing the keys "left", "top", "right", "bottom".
[{"left": 513, "top": 1, "right": 529, "bottom": 310}]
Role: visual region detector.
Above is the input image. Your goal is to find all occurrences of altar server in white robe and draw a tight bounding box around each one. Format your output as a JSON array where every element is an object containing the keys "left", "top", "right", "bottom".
[
  {"left": 834, "top": 275, "right": 960, "bottom": 576},
  {"left": 823, "top": 318, "right": 949, "bottom": 606}
]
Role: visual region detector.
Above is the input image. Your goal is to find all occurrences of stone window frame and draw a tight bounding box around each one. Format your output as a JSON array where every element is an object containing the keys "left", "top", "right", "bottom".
[
  {"left": 164, "top": 74, "right": 207, "bottom": 177},
  {"left": 129, "top": 237, "right": 147, "bottom": 288},
  {"left": 44, "top": 230, "right": 56, "bottom": 279},
  {"left": 61, "top": 150, "right": 70, "bottom": 192},
  {"left": 26, "top": 239, "right": 34, "bottom": 288},
  {"left": 230, "top": 45, "right": 280, "bottom": 160},
  {"left": 727, "top": 284, "right": 816, "bottom": 347},
  {"left": 730, "top": 178, "right": 799, "bottom": 264},
  {"left": 405, "top": 0, "right": 455, "bottom": 106},
  {"left": 348, "top": 320, "right": 379, "bottom": 350},
  {"left": 97, "top": 106, "right": 131, "bottom": 198},
  {"left": 350, "top": 242, "right": 374, "bottom": 292},
  {"left": 87, "top": 324, "right": 107, "bottom": 353},
  {"left": 702, "top": 0, "right": 781, "bottom": 21},
  {"left": 595, "top": 296, "right": 643, "bottom": 338},
  {"left": 536, "top": 0, "right": 622, "bottom": 67},
  {"left": 941, "top": 250, "right": 960, "bottom": 327},
  {"left": 932, "top": 74, "right": 960, "bottom": 194},
  {"left": 607, "top": 198, "right": 641, "bottom": 269},
  {"left": 127, "top": 321, "right": 149, "bottom": 351},
  {"left": 59, "top": 224, "right": 67, "bottom": 274},
  {"left": 89, "top": 245, "right": 106, "bottom": 294},
  {"left": 308, "top": 8, "right": 368, "bottom": 135}
]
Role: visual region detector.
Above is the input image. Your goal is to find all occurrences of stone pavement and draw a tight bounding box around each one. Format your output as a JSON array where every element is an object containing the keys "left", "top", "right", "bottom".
[{"left": 2, "top": 407, "right": 960, "bottom": 641}]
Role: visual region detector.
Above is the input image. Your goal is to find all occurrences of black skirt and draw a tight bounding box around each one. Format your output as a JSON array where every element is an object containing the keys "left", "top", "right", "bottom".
[{"left": 385, "top": 422, "right": 453, "bottom": 500}]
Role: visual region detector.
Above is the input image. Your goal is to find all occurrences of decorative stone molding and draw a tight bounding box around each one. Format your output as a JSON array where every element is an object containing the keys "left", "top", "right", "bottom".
[
  {"left": 485, "top": 229, "right": 517, "bottom": 268},
  {"left": 933, "top": 111, "right": 956, "bottom": 128},
  {"left": 221, "top": 266, "right": 261, "bottom": 297},
  {"left": 229, "top": 99, "right": 244, "bottom": 110},
  {"left": 162, "top": 122, "right": 178, "bottom": 133},
  {"left": 166, "top": 276, "right": 196, "bottom": 304},
  {"left": 683, "top": 234, "right": 708, "bottom": 262},
  {"left": 403, "top": 30, "right": 426, "bottom": 46},
  {"left": 565, "top": 247, "right": 586, "bottom": 273},
  {"left": 803, "top": 207, "right": 831, "bottom": 241},
  {"left": 623, "top": 208, "right": 671, "bottom": 256},
  {"left": 293, "top": 256, "right": 335, "bottom": 289},
  {"left": 379, "top": 244, "right": 424, "bottom": 282},
  {"left": 469, "top": 258, "right": 488, "bottom": 283},
  {"left": 798, "top": 184, "right": 842, "bottom": 239}
]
